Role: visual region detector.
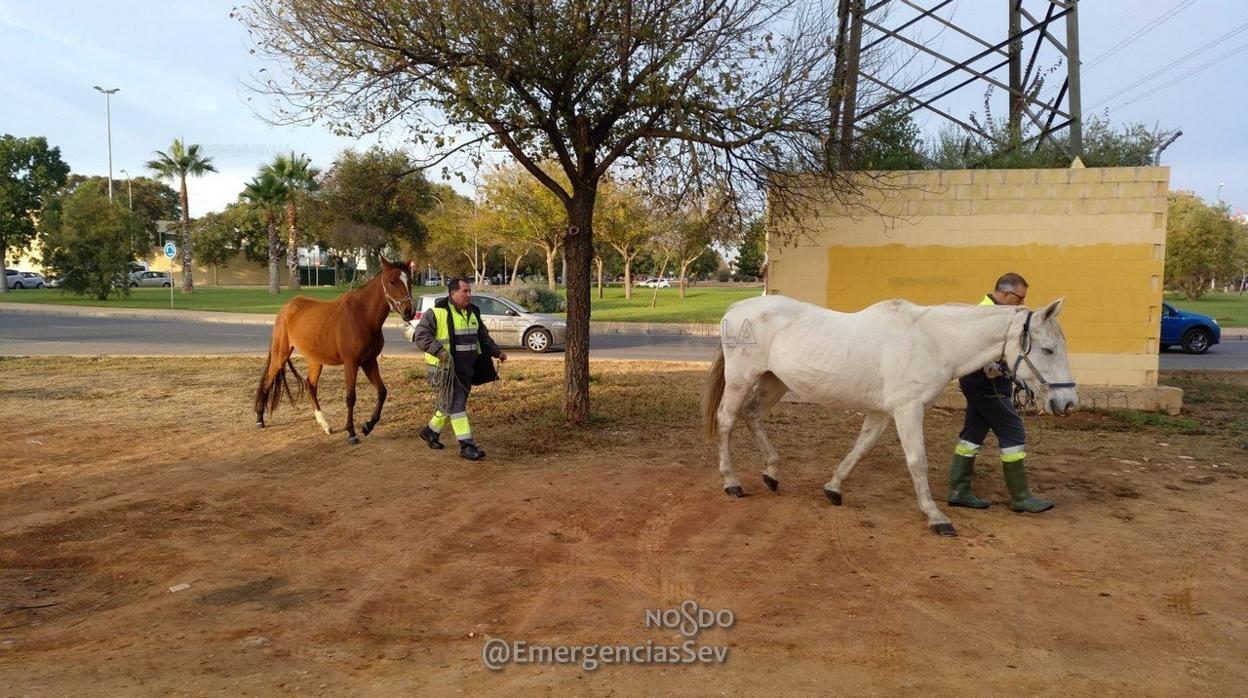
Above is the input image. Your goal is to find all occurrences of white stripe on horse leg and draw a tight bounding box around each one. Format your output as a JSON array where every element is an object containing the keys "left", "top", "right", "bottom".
[
  {"left": 315, "top": 409, "right": 332, "bottom": 435},
  {"left": 826, "top": 411, "right": 891, "bottom": 494},
  {"left": 891, "top": 403, "right": 951, "bottom": 528}
]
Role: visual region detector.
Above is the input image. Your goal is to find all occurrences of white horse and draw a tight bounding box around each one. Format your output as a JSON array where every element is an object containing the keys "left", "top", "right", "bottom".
[{"left": 703, "top": 294, "right": 1078, "bottom": 536}]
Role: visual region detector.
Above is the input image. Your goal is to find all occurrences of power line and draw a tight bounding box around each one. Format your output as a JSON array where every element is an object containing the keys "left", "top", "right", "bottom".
[
  {"left": 1113, "top": 40, "right": 1248, "bottom": 109},
  {"left": 1084, "top": 0, "right": 1201, "bottom": 70},
  {"left": 1089, "top": 20, "right": 1248, "bottom": 110}
]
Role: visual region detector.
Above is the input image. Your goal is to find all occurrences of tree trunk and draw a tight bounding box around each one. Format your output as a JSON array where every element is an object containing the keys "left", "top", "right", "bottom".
[
  {"left": 622, "top": 254, "right": 633, "bottom": 300},
  {"left": 595, "top": 256, "right": 604, "bottom": 299},
  {"left": 650, "top": 250, "right": 673, "bottom": 308},
  {"left": 510, "top": 253, "right": 524, "bottom": 287},
  {"left": 267, "top": 215, "right": 281, "bottom": 294},
  {"left": 0, "top": 242, "right": 8, "bottom": 293},
  {"left": 679, "top": 258, "right": 695, "bottom": 300},
  {"left": 286, "top": 199, "right": 301, "bottom": 292},
  {"left": 179, "top": 176, "right": 193, "bottom": 294},
  {"left": 545, "top": 245, "right": 557, "bottom": 290},
  {"left": 563, "top": 192, "right": 596, "bottom": 425}
]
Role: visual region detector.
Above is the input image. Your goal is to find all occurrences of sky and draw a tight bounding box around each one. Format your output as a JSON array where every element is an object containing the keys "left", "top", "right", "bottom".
[{"left": 2, "top": 0, "right": 1246, "bottom": 217}]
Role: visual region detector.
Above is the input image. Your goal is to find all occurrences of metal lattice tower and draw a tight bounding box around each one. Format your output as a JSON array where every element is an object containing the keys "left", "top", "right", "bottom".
[{"left": 830, "top": 0, "right": 1084, "bottom": 168}]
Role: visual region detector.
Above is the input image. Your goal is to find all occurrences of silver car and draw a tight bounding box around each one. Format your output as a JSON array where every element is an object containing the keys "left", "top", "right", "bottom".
[
  {"left": 416, "top": 293, "right": 566, "bottom": 352},
  {"left": 130, "top": 271, "right": 172, "bottom": 288}
]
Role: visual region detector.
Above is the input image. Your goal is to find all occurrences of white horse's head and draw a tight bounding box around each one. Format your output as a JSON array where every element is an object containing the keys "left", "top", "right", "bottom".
[{"left": 1012, "top": 298, "right": 1079, "bottom": 416}]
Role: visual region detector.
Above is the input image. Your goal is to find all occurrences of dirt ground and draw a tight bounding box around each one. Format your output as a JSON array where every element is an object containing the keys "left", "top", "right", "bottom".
[{"left": 1, "top": 356, "right": 1246, "bottom": 697}]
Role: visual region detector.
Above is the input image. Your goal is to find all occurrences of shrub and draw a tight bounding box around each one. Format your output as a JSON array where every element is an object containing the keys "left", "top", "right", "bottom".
[{"left": 495, "top": 281, "right": 565, "bottom": 313}]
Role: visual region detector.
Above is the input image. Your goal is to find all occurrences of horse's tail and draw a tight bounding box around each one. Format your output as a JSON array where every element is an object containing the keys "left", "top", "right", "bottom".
[
  {"left": 255, "top": 316, "right": 304, "bottom": 416},
  {"left": 703, "top": 345, "right": 726, "bottom": 442}
]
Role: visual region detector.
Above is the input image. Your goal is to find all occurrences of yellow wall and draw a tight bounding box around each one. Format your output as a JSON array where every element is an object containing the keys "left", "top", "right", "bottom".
[
  {"left": 768, "top": 166, "right": 1170, "bottom": 387},
  {"left": 141, "top": 250, "right": 291, "bottom": 287}
]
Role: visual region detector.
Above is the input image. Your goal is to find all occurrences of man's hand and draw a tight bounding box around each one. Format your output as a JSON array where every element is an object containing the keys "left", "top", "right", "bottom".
[
  {"left": 983, "top": 363, "right": 1004, "bottom": 379},
  {"left": 497, "top": 351, "right": 508, "bottom": 363},
  {"left": 437, "top": 349, "right": 451, "bottom": 363},
  {"left": 402, "top": 322, "right": 417, "bottom": 343}
]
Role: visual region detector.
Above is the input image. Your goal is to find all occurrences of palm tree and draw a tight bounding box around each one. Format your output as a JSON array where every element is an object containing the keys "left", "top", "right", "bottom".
[
  {"left": 263, "top": 152, "right": 320, "bottom": 291},
  {"left": 241, "top": 172, "right": 289, "bottom": 294},
  {"left": 146, "top": 139, "right": 217, "bottom": 293}
]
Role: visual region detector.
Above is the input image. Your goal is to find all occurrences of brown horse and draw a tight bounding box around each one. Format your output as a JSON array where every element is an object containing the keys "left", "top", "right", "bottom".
[{"left": 254, "top": 258, "right": 415, "bottom": 444}]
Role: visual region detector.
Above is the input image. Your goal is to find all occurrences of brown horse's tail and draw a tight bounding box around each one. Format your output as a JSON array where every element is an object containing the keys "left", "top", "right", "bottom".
[
  {"left": 255, "top": 319, "right": 304, "bottom": 416},
  {"left": 703, "top": 346, "right": 726, "bottom": 442}
]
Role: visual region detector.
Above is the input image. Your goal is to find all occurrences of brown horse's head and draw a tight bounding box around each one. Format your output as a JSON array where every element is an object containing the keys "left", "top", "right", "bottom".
[{"left": 380, "top": 259, "right": 415, "bottom": 322}]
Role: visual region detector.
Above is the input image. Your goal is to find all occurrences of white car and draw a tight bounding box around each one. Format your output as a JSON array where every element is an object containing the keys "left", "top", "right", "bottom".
[
  {"left": 636, "top": 277, "right": 671, "bottom": 288},
  {"left": 8, "top": 271, "right": 45, "bottom": 289},
  {"left": 414, "top": 293, "right": 566, "bottom": 352},
  {"left": 130, "top": 271, "right": 172, "bottom": 288}
]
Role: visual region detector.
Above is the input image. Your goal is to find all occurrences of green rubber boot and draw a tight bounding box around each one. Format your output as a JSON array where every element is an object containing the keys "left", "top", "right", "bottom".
[
  {"left": 1003, "top": 459, "right": 1054, "bottom": 513},
  {"left": 948, "top": 454, "right": 990, "bottom": 509}
]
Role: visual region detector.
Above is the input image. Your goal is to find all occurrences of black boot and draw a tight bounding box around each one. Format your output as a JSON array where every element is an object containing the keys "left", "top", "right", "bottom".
[
  {"left": 948, "top": 453, "right": 990, "bottom": 509},
  {"left": 459, "top": 440, "right": 485, "bottom": 461},
  {"left": 420, "top": 425, "right": 444, "bottom": 450},
  {"left": 1003, "top": 459, "right": 1054, "bottom": 513}
]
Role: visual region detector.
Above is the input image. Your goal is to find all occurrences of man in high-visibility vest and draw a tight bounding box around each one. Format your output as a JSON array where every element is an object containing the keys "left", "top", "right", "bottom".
[
  {"left": 405, "top": 277, "right": 507, "bottom": 460},
  {"left": 948, "top": 272, "right": 1054, "bottom": 513}
]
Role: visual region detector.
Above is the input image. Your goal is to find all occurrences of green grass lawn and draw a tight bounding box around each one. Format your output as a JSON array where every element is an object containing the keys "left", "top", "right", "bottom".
[
  {"left": 0, "top": 283, "right": 763, "bottom": 323},
  {"left": 1164, "top": 291, "right": 1248, "bottom": 328},
  {"left": 559, "top": 285, "right": 762, "bottom": 323},
  {"left": 0, "top": 286, "right": 346, "bottom": 314}
]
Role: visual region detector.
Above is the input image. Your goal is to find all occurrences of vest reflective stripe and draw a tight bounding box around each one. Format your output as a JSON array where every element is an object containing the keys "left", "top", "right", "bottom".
[{"left": 424, "top": 305, "right": 481, "bottom": 366}]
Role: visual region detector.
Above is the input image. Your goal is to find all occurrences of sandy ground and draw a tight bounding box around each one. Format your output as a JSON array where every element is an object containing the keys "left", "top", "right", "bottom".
[{"left": 1, "top": 356, "right": 1246, "bottom": 697}]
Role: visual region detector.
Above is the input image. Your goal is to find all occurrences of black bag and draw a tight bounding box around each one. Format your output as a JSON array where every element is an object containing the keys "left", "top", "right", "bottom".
[{"left": 470, "top": 306, "right": 498, "bottom": 386}]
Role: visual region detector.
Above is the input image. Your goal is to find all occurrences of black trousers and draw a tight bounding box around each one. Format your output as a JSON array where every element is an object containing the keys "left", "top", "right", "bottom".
[{"left": 958, "top": 391, "right": 1026, "bottom": 452}]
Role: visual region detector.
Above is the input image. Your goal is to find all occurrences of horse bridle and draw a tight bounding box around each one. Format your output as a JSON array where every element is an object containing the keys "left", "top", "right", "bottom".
[
  {"left": 1001, "top": 310, "right": 1077, "bottom": 410},
  {"left": 383, "top": 281, "right": 413, "bottom": 318}
]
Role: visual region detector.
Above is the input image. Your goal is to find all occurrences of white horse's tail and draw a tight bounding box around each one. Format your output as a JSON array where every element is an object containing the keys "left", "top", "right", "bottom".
[{"left": 703, "top": 345, "right": 726, "bottom": 442}]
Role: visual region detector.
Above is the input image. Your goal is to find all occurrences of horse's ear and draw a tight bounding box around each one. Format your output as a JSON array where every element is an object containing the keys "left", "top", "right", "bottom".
[{"left": 1042, "top": 297, "right": 1065, "bottom": 321}]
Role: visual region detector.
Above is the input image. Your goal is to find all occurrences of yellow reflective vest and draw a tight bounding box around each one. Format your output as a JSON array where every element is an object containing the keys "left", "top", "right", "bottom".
[{"left": 424, "top": 305, "right": 482, "bottom": 366}]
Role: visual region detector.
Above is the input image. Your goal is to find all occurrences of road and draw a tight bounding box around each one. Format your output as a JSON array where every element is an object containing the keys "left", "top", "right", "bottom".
[
  {"left": 0, "top": 311, "right": 720, "bottom": 362},
  {"left": 1, "top": 311, "right": 1245, "bottom": 368}
]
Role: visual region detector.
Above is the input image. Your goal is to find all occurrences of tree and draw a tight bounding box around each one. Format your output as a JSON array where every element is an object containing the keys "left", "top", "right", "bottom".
[
  {"left": 597, "top": 180, "right": 655, "bottom": 299},
  {"left": 64, "top": 174, "right": 179, "bottom": 250},
  {"left": 1165, "top": 191, "right": 1247, "bottom": 300},
  {"left": 241, "top": 172, "right": 289, "bottom": 294},
  {"left": 191, "top": 210, "right": 245, "bottom": 286},
  {"left": 307, "top": 147, "right": 434, "bottom": 275},
  {"left": 735, "top": 216, "right": 766, "bottom": 280},
  {"left": 851, "top": 105, "right": 928, "bottom": 171},
  {"left": 1, "top": 135, "right": 69, "bottom": 292},
  {"left": 39, "top": 182, "right": 145, "bottom": 300},
  {"left": 263, "top": 152, "right": 320, "bottom": 291},
  {"left": 481, "top": 162, "right": 566, "bottom": 290},
  {"left": 146, "top": 139, "right": 217, "bottom": 293},
  {"left": 240, "top": 0, "right": 846, "bottom": 424}
]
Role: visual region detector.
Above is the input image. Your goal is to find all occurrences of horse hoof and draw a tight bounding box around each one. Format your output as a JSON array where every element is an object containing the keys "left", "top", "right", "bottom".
[
  {"left": 930, "top": 522, "right": 958, "bottom": 537},
  {"left": 824, "top": 489, "right": 842, "bottom": 506},
  {"left": 724, "top": 486, "right": 747, "bottom": 498},
  {"left": 762, "top": 474, "right": 779, "bottom": 492},
  {"left": 347, "top": 436, "right": 360, "bottom": 445},
  {"left": 361, "top": 422, "right": 374, "bottom": 436},
  {"left": 255, "top": 421, "right": 265, "bottom": 429}
]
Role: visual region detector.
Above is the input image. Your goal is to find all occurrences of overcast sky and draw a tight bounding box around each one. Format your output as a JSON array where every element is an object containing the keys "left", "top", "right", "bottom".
[{"left": 2, "top": 1, "right": 1245, "bottom": 217}]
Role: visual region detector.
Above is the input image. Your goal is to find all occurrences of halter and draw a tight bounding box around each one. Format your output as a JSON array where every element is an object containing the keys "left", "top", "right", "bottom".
[
  {"left": 382, "top": 277, "right": 412, "bottom": 317},
  {"left": 1001, "top": 310, "right": 1078, "bottom": 412}
]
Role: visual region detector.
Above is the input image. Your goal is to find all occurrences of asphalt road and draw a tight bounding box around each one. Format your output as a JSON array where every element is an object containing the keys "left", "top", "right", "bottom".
[
  {"left": 1, "top": 311, "right": 1245, "bottom": 368},
  {"left": 0, "top": 311, "right": 720, "bottom": 362}
]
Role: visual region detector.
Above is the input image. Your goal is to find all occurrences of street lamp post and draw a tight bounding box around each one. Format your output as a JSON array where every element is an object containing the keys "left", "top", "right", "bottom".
[
  {"left": 93, "top": 86, "right": 120, "bottom": 202},
  {"left": 119, "top": 168, "right": 132, "bottom": 210}
]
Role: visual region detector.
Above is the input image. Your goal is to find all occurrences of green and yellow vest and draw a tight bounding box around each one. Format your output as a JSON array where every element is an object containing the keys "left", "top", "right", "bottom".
[{"left": 424, "top": 304, "right": 482, "bottom": 366}]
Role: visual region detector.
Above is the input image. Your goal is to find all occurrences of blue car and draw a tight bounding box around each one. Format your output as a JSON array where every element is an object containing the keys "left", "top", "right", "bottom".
[{"left": 1161, "top": 302, "right": 1220, "bottom": 354}]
